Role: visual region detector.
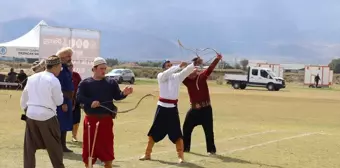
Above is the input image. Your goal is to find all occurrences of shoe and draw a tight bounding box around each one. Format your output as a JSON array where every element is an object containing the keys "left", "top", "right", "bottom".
[
  {"left": 139, "top": 155, "right": 151, "bottom": 161},
  {"left": 208, "top": 152, "right": 216, "bottom": 156},
  {"left": 63, "top": 147, "right": 73, "bottom": 153},
  {"left": 178, "top": 158, "right": 184, "bottom": 164},
  {"left": 72, "top": 136, "right": 78, "bottom": 142},
  {"left": 61, "top": 132, "right": 73, "bottom": 153}
]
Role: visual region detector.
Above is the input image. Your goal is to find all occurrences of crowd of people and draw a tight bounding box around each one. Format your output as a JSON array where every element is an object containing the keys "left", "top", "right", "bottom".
[
  {"left": 19, "top": 46, "right": 223, "bottom": 168},
  {"left": 0, "top": 68, "right": 28, "bottom": 89}
]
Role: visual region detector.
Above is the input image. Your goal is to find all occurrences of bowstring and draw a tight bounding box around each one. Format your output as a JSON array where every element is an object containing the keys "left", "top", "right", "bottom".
[
  {"left": 177, "top": 40, "right": 223, "bottom": 91},
  {"left": 177, "top": 39, "right": 222, "bottom": 66}
]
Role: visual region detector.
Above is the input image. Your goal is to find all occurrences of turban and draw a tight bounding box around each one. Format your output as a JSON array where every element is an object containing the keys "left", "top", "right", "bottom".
[{"left": 31, "top": 60, "right": 46, "bottom": 73}]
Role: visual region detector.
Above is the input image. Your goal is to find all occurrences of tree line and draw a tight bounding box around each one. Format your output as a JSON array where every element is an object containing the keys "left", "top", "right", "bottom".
[
  {"left": 106, "top": 58, "right": 250, "bottom": 70},
  {"left": 329, "top": 59, "right": 340, "bottom": 73}
]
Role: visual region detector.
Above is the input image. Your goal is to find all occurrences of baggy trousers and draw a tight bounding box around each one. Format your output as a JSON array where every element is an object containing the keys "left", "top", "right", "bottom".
[
  {"left": 147, "top": 105, "right": 183, "bottom": 144},
  {"left": 182, "top": 105, "right": 216, "bottom": 153},
  {"left": 24, "top": 116, "right": 65, "bottom": 168}
]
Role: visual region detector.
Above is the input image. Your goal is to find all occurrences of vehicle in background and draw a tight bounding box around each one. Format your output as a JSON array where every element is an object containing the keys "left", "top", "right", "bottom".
[
  {"left": 224, "top": 67, "right": 285, "bottom": 91},
  {"left": 256, "top": 63, "right": 284, "bottom": 78},
  {"left": 105, "top": 69, "right": 135, "bottom": 84}
]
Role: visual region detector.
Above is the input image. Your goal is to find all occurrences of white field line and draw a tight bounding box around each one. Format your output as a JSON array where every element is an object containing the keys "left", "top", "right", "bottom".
[
  {"left": 160, "top": 132, "right": 323, "bottom": 168},
  {"left": 118, "top": 130, "right": 276, "bottom": 161},
  {"left": 114, "top": 131, "right": 332, "bottom": 149},
  {"left": 224, "top": 132, "right": 321, "bottom": 154},
  {"left": 115, "top": 130, "right": 277, "bottom": 150}
]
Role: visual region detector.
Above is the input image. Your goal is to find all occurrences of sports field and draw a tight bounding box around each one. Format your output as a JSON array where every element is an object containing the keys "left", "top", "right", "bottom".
[{"left": 0, "top": 80, "right": 340, "bottom": 168}]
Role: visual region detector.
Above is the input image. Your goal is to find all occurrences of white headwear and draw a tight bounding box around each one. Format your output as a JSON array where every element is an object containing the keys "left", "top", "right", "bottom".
[
  {"left": 93, "top": 57, "right": 107, "bottom": 67},
  {"left": 31, "top": 59, "right": 46, "bottom": 73}
]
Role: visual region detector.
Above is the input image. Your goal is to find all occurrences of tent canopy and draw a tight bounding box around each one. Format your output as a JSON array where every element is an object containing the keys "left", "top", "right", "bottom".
[
  {"left": 0, "top": 20, "right": 47, "bottom": 58},
  {"left": 0, "top": 20, "right": 47, "bottom": 48}
]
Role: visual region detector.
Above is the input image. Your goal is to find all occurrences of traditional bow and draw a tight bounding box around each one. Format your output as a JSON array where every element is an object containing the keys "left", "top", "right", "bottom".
[
  {"left": 99, "top": 93, "right": 155, "bottom": 114},
  {"left": 178, "top": 39, "right": 223, "bottom": 91},
  {"left": 177, "top": 39, "right": 221, "bottom": 65}
]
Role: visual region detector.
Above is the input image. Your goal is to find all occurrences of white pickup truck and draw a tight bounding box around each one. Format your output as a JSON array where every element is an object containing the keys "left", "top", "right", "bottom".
[{"left": 224, "top": 67, "right": 286, "bottom": 91}]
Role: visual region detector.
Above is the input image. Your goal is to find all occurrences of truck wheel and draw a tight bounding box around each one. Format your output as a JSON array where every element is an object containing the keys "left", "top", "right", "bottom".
[
  {"left": 232, "top": 82, "right": 240, "bottom": 89},
  {"left": 267, "top": 83, "right": 275, "bottom": 91},
  {"left": 240, "top": 83, "right": 246, "bottom": 89}
]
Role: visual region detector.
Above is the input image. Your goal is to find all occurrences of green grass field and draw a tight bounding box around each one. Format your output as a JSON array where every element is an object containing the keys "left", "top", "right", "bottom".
[{"left": 0, "top": 80, "right": 340, "bottom": 168}]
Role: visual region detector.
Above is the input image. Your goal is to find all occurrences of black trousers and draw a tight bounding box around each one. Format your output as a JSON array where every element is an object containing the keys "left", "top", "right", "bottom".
[
  {"left": 183, "top": 105, "right": 216, "bottom": 153},
  {"left": 147, "top": 105, "right": 183, "bottom": 144}
]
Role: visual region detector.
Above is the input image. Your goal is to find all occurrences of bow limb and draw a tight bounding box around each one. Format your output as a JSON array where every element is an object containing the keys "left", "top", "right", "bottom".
[
  {"left": 198, "top": 47, "right": 220, "bottom": 55},
  {"left": 178, "top": 39, "right": 200, "bottom": 57},
  {"left": 98, "top": 94, "right": 155, "bottom": 114},
  {"left": 117, "top": 93, "right": 155, "bottom": 113}
]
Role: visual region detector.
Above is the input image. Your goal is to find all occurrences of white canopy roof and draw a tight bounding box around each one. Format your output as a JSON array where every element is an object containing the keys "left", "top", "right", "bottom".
[
  {"left": 0, "top": 20, "right": 47, "bottom": 48},
  {"left": 0, "top": 20, "right": 47, "bottom": 58}
]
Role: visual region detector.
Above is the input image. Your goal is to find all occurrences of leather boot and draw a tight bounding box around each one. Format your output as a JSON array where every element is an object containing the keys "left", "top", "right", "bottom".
[
  {"left": 61, "top": 131, "right": 73, "bottom": 152},
  {"left": 104, "top": 161, "right": 112, "bottom": 168},
  {"left": 139, "top": 136, "right": 155, "bottom": 160},
  {"left": 175, "top": 138, "right": 184, "bottom": 163}
]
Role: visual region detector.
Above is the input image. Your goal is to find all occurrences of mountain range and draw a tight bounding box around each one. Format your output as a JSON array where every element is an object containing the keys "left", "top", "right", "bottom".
[{"left": 1, "top": 1, "right": 340, "bottom": 65}]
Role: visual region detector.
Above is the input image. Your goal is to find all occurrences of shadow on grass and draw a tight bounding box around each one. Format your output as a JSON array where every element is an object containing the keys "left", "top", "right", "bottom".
[
  {"left": 63, "top": 152, "right": 120, "bottom": 167},
  {"left": 189, "top": 152, "right": 285, "bottom": 168},
  {"left": 63, "top": 152, "right": 82, "bottom": 162},
  {"left": 67, "top": 141, "right": 83, "bottom": 148},
  {"left": 241, "top": 88, "right": 290, "bottom": 92},
  {"left": 149, "top": 159, "right": 205, "bottom": 168}
]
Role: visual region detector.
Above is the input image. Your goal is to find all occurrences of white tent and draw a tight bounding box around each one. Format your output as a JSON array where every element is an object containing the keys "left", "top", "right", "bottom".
[{"left": 0, "top": 20, "right": 47, "bottom": 58}]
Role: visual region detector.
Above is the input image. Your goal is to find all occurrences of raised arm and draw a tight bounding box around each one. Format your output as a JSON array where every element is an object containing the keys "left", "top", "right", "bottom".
[
  {"left": 174, "top": 63, "right": 195, "bottom": 82},
  {"left": 76, "top": 80, "right": 95, "bottom": 105},
  {"left": 201, "top": 57, "right": 221, "bottom": 77},
  {"left": 111, "top": 79, "right": 127, "bottom": 101},
  {"left": 51, "top": 79, "right": 64, "bottom": 106},
  {"left": 157, "top": 65, "right": 181, "bottom": 82},
  {"left": 20, "top": 84, "right": 29, "bottom": 110}
]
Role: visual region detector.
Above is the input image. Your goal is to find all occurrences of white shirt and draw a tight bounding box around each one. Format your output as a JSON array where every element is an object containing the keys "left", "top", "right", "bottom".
[
  {"left": 20, "top": 71, "right": 64, "bottom": 121},
  {"left": 157, "top": 63, "right": 195, "bottom": 108}
]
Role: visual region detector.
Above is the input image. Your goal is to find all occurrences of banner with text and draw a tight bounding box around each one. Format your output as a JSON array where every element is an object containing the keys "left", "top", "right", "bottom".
[
  {"left": 0, "top": 46, "right": 39, "bottom": 58},
  {"left": 39, "top": 25, "right": 100, "bottom": 79}
]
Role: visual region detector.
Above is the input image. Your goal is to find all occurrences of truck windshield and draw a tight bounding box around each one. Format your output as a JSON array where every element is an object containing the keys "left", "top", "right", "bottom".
[{"left": 266, "top": 70, "right": 277, "bottom": 77}]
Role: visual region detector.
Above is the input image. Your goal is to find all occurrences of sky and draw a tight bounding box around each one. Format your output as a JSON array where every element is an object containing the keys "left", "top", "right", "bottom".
[
  {"left": 1, "top": 0, "right": 340, "bottom": 64},
  {"left": 2, "top": 0, "right": 340, "bottom": 29}
]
